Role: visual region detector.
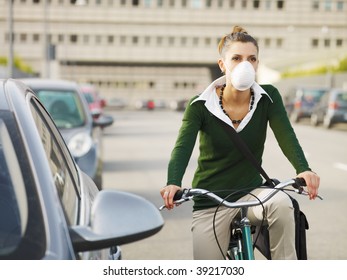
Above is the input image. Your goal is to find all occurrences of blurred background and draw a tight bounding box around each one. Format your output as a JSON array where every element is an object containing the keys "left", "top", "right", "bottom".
[{"left": 1, "top": 0, "right": 346, "bottom": 106}]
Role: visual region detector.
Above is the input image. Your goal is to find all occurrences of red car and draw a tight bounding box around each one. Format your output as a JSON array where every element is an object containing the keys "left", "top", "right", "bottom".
[{"left": 79, "top": 83, "right": 106, "bottom": 119}]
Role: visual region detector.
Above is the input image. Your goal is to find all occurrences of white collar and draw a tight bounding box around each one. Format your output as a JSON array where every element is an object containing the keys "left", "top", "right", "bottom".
[{"left": 191, "top": 76, "right": 273, "bottom": 132}]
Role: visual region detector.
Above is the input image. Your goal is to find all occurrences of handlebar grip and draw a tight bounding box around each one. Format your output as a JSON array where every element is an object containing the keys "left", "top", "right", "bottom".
[
  {"left": 173, "top": 189, "right": 184, "bottom": 201},
  {"left": 293, "top": 177, "right": 306, "bottom": 188}
]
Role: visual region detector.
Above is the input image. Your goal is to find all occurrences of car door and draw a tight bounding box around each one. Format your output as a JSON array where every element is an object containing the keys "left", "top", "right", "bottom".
[{"left": 28, "top": 92, "right": 114, "bottom": 259}]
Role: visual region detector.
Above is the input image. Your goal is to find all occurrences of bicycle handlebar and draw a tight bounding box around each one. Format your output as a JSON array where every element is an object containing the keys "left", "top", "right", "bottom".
[{"left": 159, "top": 178, "right": 322, "bottom": 211}]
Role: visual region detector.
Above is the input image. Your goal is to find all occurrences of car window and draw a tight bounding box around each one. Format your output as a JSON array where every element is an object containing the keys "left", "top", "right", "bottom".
[
  {"left": 82, "top": 92, "right": 95, "bottom": 104},
  {"left": 301, "top": 89, "right": 326, "bottom": 102},
  {"left": 29, "top": 98, "right": 80, "bottom": 225},
  {"left": 0, "top": 120, "right": 27, "bottom": 255},
  {"left": 35, "top": 90, "right": 86, "bottom": 129},
  {"left": 336, "top": 91, "right": 347, "bottom": 105},
  {"left": 0, "top": 113, "right": 46, "bottom": 259}
]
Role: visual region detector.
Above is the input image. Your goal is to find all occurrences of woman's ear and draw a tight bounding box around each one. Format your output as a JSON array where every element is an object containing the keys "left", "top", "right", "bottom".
[{"left": 218, "top": 59, "right": 225, "bottom": 74}]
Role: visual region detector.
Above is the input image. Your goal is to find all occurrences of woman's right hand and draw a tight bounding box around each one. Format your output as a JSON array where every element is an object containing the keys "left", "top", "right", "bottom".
[{"left": 160, "top": 185, "right": 181, "bottom": 210}]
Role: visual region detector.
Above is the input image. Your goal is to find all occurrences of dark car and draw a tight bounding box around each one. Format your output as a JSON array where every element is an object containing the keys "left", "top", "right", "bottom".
[
  {"left": 0, "top": 79, "right": 163, "bottom": 260},
  {"left": 310, "top": 88, "right": 347, "bottom": 128},
  {"left": 284, "top": 86, "right": 329, "bottom": 123},
  {"left": 21, "top": 78, "right": 112, "bottom": 190}
]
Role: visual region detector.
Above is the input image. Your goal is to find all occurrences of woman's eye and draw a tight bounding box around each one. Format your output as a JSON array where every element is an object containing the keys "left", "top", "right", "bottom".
[
  {"left": 232, "top": 57, "right": 239, "bottom": 61},
  {"left": 250, "top": 57, "right": 257, "bottom": 62}
]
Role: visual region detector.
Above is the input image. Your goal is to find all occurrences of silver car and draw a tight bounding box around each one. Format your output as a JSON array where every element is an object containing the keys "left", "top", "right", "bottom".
[
  {"left": 0, "top": 79, "right": 163, "bottom": 259},
  {"left": 21, "top": 78, "right": 113, "bottom": 190}
]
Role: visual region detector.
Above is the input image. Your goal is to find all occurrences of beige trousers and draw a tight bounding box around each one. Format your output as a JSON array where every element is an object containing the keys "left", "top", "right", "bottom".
[{"left": 191, "top": 188, "right": 297, "bottom": 260}]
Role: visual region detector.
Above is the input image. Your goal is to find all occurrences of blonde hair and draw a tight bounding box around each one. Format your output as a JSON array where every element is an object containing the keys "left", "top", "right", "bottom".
[{"left": 218, "top": 26, "right": 259, "bottom": 58}]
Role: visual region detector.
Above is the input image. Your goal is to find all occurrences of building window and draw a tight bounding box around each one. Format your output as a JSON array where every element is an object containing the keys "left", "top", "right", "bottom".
[
  {"left": 205, "top": 37, "right": 211, "bottom": 46},
  {"left": 157, "top": 36, "right": 163, "bottom": 45},
  {"left": 70, "top": 34, "right": 78, "bottom": 43},
  {"left": 264, "top": 38, "right": 271, "bottom": 47},
  {"left": 157, "top": 0, "right": 163, "bottom": 7},
  {"left": 218, "top": 0, "right": 223, "bottom": 8},
  {"left": 120, "top": 35, "right": 126, "bottom": 45},
  {"left": 324, "top": 39, "right": 330, "bottom": 47},
  {"left": 132, "top": 0, "right": 139, "bottom": 6},
  {"left": 20, "top": 33, "right": 27, "bottom": 42},
  {"left": 311, "top": 38, "right": 319, "bottom": 47},
  {"left": 181, "top": 37, "right": 187, "bottom": 46},
  {"left": 108, "top": 35, "right": 114, "bottom": 44},
  {"left": 206, "top": 0, "right": 212, "bottom": 7},
  {"left": 336, "top": 38, "right": 343, "bottom": 47},
  {"left": 253, "top": 0, "right": 260, "bottom": 9},
  {"left": 33, "top": 34, "right": 40, "bottom": 42},
  {"left": 324, "top": 0, "right": 332, "bottom": 11},
  {"left": 182, "top": 0, "right": 188, "bottom": 7},
  {"left": 277, "top": 0, "right": 284, "bottom": 9},
  {"left": 192, "top": 0, "right": 203, "bottom": 8},
  {"left": 241, "top": 0, "right": 247, "bottom": 8},
  {"left": 144, "top": 36, "right": 151, "bottom": 45},
  {"left": 58, "top": 34, "right": 64, "bottom": 43},
  {"left": 276, "top": 38, "right": 283, "bottom": 47},
  {"left": 95, "top": 35, "right": 102, "bottom": 44},
  {"left": 229, "top": 0, "right": 235, "bottom": 8},
  {"left": 312, "top": 0, "right": 320, "bottom": 10},
  {"left": 337, "top": 1, "right": 344, "bottom": 11},
  {"left": 169, "top": 36, "right": 175, "bottom": 45},
  {"left": 144, "top": 0, "right": 152, "bottom": 7},
  {"left": 132, "top": 36, "right": 138, "bottom": 44},
  {"left": 264, "top": 0, "right": 271, "bottom": 9},
  {"left": 83, "top": 35, "right": 89, "bottom": 44}
]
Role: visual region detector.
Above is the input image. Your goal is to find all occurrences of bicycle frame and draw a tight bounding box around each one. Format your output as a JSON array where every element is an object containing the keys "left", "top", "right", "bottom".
[{"left": 227, "top": 207, "right": 254, "bottom": 260}]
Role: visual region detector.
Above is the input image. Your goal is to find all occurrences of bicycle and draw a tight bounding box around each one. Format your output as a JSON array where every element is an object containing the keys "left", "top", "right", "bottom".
[{"left": 160, "top": 178, "right": 323, "bottom": 260}]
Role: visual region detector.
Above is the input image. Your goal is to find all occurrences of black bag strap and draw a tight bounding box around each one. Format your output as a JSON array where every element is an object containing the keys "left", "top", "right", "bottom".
[{"left": 217, "top": 118, "right": 275, "bottom": 187}]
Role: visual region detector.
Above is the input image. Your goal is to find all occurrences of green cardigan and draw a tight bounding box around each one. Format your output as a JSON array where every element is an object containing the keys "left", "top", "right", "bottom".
[{"left": 167, "top": 84, "right": 311, "bottom": 211}]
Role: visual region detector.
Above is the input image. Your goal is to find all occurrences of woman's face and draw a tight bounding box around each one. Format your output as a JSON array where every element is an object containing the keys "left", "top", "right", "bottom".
[{"left": 220, "top": 42, "right": 259, "bottom": 74}]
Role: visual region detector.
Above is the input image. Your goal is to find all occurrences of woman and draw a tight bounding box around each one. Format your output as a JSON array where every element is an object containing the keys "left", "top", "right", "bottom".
[{"left": 160, "top": 26, "right": 320, "bottom": 260}]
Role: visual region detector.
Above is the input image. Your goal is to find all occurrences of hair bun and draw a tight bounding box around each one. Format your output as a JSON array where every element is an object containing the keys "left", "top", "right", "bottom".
[{"left": 231, "top": 25, "right": 248, "bottom": 35}]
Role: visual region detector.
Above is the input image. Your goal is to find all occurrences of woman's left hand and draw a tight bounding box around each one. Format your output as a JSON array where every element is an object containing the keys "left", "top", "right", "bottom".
[{"left": 296, "top": 171, "right": 320, "bottom": 200}]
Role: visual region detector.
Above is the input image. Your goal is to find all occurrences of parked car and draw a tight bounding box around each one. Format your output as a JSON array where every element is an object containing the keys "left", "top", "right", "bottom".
[
  {"left": 284, "top": 86, "right": 329, "bottom": 123},
  {"left": 79, "top": 83, "right": 106, "bottom": 120},
  {"left": 310, "top": 88, "right": 347, "bottom": 128},
  {"left": 21, "top": 78, "right": 112, "bottom": 190},
  {"left": 0, "top": 79, "right": 163, "bottom": 260}
]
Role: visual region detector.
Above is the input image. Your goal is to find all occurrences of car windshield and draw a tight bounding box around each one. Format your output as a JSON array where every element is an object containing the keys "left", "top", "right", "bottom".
[
  {"left": 301, "top": 89, "right": 326, "bottom": 102},
  {"left": 36, "top": 90, "right": 86, "bottom": 129}
]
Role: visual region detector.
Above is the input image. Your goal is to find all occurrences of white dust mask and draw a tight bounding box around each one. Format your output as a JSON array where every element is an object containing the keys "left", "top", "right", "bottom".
[{"left": 229, "top": 61, "right": 255, "bottom": 91}]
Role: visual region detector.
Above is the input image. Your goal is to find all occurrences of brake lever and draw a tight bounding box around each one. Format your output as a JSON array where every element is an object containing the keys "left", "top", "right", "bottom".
[{"left": 293, "top": 189, "right": 323, "bottom": 200}]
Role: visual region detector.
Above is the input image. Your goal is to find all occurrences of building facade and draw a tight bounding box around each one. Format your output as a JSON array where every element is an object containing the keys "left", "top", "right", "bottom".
[{"left": 1, "top": 0, "right": 346, "bottom": 103}]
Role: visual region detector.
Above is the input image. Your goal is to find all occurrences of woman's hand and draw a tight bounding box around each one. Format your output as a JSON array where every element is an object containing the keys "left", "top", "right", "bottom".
[
  {"left": 297, "top": 171, "right": 320, "bottom": 200},
  {"left": 160, "top": 185, "right": 181, "bottom": 210}
]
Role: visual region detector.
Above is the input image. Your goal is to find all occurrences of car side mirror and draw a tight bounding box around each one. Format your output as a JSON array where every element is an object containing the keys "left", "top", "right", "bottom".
[
  {"left": 92, "top": 114, "right": 114, "bottom": 128},
  {"left": 69, "top": 190, "right": 164, "bottom": 252}
]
